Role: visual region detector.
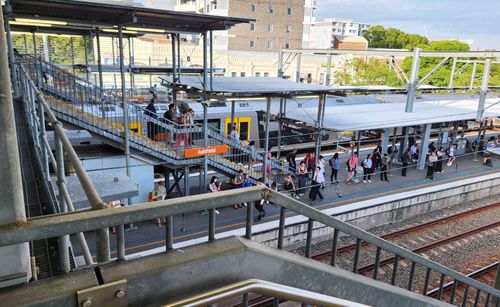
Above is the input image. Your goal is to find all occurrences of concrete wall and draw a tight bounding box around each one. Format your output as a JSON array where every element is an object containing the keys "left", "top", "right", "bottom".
[{"left": 252, "top": 173, "right": 500, "bottom": 248}]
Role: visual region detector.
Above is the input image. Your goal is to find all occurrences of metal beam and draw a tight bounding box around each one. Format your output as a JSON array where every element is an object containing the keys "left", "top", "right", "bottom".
[
  {"left": 476, "top": 59, "right": 492, "bottom": 121},
  {"left": 417, "top": 56, "right": 450, "bottom": 88},
  {"left": 405, "top": 48, "right": 421, "bottom": 113},
  {"left": 295, "top": 52, "right": 302, "bottom": 83},
  {"left": 0, "top": 188, "right": 265, "bottom": 247},
  {"left": 284, "top": 48, "right": 500, "bottom": 58},
  {"left": 263, "top": 96, "right": 271, "bottom": 184},
  {"left": 470, "top": 62, "right": 477, "bottom": 90},
  {"left": 448, "top": 58, "right": 457, "bottom": 90}
]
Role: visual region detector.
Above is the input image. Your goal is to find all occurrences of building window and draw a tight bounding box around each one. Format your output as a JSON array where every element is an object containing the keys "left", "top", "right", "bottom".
[
  {"left": 249, "top": 40, "right": 255, "bottom": 48},
  {"left": 284, "top": 42, "right": 290, "bottom": 49},
  {"left": 231, "top": 72, "right": 237, "bottom": 77},
  {"left": 268, "top": 24, "right": 273, "bottom": 32},
  {"left": 264, "top": 72, "right": 269, "bottom": 77},
  {"left": 267, "top": 40, "right": 273, "bottom": 49},
  {"left": 285, "top": 25, "right": 291, "bottom": 33},
  {"left": 241, "top": 72, "right": 246, "bottom": 77},
  {"left": 251, "top": 3, "right": 256, "bottom": 12},
  {"left": 250, "top": 23, "right": 255, "bottom": 31},
  {"left": 287, "top": 6, "right": 292, "bottom": 15},
  {"left": 255, "top": 72, "right": 261, "bottom": 77},
  {"left": 269, "top": 5, "right": 274, "bottom": 14}
]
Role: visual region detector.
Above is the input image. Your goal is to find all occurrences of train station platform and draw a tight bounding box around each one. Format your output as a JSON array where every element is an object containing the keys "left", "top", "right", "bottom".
[{"left": 71, "top": 150, "right": 500, "bottom": 261}]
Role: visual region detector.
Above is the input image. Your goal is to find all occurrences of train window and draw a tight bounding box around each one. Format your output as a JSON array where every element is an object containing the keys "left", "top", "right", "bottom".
[{"left": 207, "top": 119, "right": 220, "bottom": 131}]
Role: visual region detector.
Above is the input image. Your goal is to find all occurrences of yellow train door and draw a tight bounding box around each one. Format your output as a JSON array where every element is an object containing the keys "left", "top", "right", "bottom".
[{"left": 225, "top": 117, "right": 251, "bottom": 142}]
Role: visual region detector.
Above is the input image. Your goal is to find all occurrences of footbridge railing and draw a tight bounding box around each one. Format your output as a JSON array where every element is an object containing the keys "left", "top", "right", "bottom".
[{"left": 0, "top": 184, "right": 498, "bottom": 306}]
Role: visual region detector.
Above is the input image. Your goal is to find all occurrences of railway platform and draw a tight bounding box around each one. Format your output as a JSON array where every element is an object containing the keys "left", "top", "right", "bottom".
[{"left": 71, "top": 150, "right": 500, "bottom": 260}]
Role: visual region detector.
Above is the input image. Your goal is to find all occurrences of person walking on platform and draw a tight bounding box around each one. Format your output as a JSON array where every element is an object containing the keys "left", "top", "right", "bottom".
[
  {"left": 362, "top": 154, "right": 373, "bottom": 183},
  {"left": 426, "top": 151, "right": 438, "bottom": 180},
  {"left": 309, "top": 166, "right": 325, "bottom": 201},
  {"left": 435, "top": 147, "right": 445, "bottom": 173},
  {"left": 317, "top": 155, "right": 326, "bottom": 189},
  {"left": 205, "top": 176, "right": 221, "bottom": 215},
  {"left": 145, "top": 98, "right": 158, "bottom": 140},
  {"left": 346, "top": 152, "right": 358, "bottom": 184},
  {"left": 148, "top": 181, "right": 166, "bottom": 227},
  {"left": 231, "top": 169, "right": 245, "bottom": 209},
  {"left": 447, "top": 144, "right": 457, "bottom": 166},
  {"left": 305, "top": 151, "right": 315, "bottom": 172},
  {"left": 286, "top": 149, "right": 297, "bottom": 171},
  {"left": 297, "top": 161, "right": 308, "bottom": 196},
  {"left": 402, "top": 148, "right": 411, "bottom": 177},
  {"left": 284, "top": 174, "right": 299, "bottom": 199},
  {"left": 380, "top": 153, "right": 390, "bottom": 182},
  {"left": 372, "top": 147, "right": 381, "bottom": 171},
  {"left": 254, "top": 178, "right": 267, "bottom": 222},
  {"left": 329, "top": 153, "right": 340, "bottom": 183}
]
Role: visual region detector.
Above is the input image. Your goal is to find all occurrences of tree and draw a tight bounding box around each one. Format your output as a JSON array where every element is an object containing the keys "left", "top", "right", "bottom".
[
  {"left": 334, "top": 57, "right": 404, "bottom": 87},
  {"left": 363, "top": 25, "right": 428, "bottom": 50}
]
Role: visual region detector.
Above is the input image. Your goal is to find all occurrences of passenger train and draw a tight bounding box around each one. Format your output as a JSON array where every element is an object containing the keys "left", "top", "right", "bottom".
[{"left": 80, "top": 93, "right": 499, "bottom": 150}]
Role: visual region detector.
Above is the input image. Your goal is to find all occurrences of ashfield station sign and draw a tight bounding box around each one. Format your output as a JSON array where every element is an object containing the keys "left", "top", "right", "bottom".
[{"left": 184, "top": 145, "right": 228, "bottom": 158}]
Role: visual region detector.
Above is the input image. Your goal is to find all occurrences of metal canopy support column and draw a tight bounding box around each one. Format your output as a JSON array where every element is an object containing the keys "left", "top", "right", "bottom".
[
  {"left": 448, "top": 57, "right": 457, "bottom": 91},
  {"left": 209, "top": 31, "right": 214, "bottom": 91},
  {"left": 202, "top": 32, "right": 207, "bottom": 92},
  {"left": 176, "top": 34, "right": 181, "bottom": 82},
  {"left": 476, "top": 59, "right": 492, "bottom": 122},
  {"left": 95, "top": 29, "right": 105, "bottom": 119},
  {"left": 417, "top": 123, "right": 432, "bottom": 170},
  {"left": 277, "top": 98, "right": 284, "bottom": 160},
  {"left": 203, "top": 103, "right": 208, "bottom": 189},
  {"left": 83, "top": 36, "right": 90, "bottom": 82},
  {"left": 171, "top": 33, "right": 177, "bottom": 108},
  {"left": 128, "top": 37, "right": 135, "bottom": 97},
  {"left": 325, "top": 54, "right": 332, "bottom": 86},
  {"left": 277, "top": 48, "right": 284, "bottom": 78},
  {"left": 4, "top": 16, "right": 18, "bottom": 97},
  {"left": 314, "top": 94, "right": 326, "bottom": 166},
  {"left": 381, "top": 128, "right": 391, "bottom": 155},
  {"left": 118, "top": 27, "right": 131, "bottom": 188},
  {"left": 405, "top": 48, "right": 421, "bottom": 113},
  {"left": 230, "top": 100, "right": 235, "bottom": 132},
  {"left": 0, "top": 9, "right": 29, "bottom": 285},
  {"left": 295, "top": 52, "right": 302, "bottom": 83},
  {"left": 470, "top": 61, "right": 477, "bottom": 89},
  {"left": 32, "top": 33, "right": 40, "bottom": 86},
  {"left": 263, "top": 96, "right": 272, "bottom": 184},
  {"left": 70, "top": 37, "right": 75, "bottom": 74}
]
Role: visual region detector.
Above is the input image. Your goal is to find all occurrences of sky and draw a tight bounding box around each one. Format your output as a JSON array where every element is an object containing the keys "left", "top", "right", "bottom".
[{"left": 315, "top": 0, "right": 500, "bottom": 50}]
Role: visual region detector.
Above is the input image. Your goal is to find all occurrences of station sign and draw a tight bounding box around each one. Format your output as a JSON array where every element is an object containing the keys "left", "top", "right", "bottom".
[{"left": 184, "top": 145, "right": 228, "bottom": 158}]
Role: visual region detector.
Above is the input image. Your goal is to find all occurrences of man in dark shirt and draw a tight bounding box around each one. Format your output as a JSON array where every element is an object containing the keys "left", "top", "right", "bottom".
[
  {"left": 286, "top": 149, "right": 297, "bottom": 171},
  {"left": 145, "top": 98, "right": 157, "bottom": 139}
]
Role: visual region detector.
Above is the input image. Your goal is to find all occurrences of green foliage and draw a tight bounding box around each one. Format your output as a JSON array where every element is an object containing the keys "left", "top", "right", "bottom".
[
  {"left": 363, "top": 25, "right": 429, "bottom": 50},
  {"left": 334, "top": 57, "right": 404, "bottom": 87},
  {"left": 11, "top": 34, "right": 93, "bottom": 65}
]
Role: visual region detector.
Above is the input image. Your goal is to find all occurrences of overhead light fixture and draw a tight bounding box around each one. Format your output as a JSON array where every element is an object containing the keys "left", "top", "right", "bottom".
[
  {"left": 102, "top": 29, "right": 138, "bottom": 34},
  {"left": 14, "top": 18, "right": 67, "bottom": 26},
  {"left": 125, "top": 27, "right": 165, "bottom": 33},
  {"left": 10, "top": 21, "right": 52, "bottom": 27}
]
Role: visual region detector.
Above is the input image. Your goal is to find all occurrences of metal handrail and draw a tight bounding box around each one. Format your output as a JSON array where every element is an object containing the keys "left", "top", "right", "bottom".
[
  {"left": 18, "top": 65, "right": 110, "bottom": 262},
  {"left": 0, "top": 185, "right": 498, "bottom": 303},
  {"left": 165, "top": 279, "right": 369, "bottom": 307}
]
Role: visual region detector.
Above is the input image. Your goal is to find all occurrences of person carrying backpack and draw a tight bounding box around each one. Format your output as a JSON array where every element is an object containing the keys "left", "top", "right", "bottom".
[{"left": 329, "top": 153, "right": 340, "bottom": 183}]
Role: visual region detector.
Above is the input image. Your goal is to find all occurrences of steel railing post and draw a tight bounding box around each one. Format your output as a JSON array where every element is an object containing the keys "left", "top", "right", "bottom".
[{"left": 55, "top": 135, "right": 70, "bottom": 273}]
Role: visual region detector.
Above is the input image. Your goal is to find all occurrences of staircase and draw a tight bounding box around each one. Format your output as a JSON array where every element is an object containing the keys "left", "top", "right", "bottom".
[{"left": 22, "top": 56, "right": 289, "bottom": 180}]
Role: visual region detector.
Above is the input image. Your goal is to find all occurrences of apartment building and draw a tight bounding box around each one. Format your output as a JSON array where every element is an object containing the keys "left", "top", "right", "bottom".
[
  {"left": 146, "top": 0, "right": 314, "bottom": 52},
  {"left": 308, "top": 18, "right": 371, "bottom": 49}
]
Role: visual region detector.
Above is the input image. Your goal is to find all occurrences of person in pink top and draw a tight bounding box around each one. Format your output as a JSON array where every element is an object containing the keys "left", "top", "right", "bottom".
[{"left": 346, "top": 152, "right": 358, "bottom": 184}]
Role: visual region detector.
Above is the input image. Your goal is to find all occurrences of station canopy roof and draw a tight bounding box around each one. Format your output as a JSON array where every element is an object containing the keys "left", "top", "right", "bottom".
[
  {"left": 285, "top": 94, "right": 500, "bottom": 131},
  {"left": 161, "top": 76, "right": 338, "bottom": 97},
  {"left": 4, "top": 0, "right": 252, "bottom": 35}
]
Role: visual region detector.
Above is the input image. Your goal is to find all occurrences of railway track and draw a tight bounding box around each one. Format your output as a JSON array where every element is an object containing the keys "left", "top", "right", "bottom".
[
  {"left": 311, "top": 202, "right": 500, "bottom": 262},
  {"left": 426, "top": 261, "right": 499, "bottom": 305}
]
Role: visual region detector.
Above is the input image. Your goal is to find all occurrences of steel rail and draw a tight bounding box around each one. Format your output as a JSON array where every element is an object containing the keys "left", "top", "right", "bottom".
[
  {"left": 164, "top": 279, "right": 369, "bottom": 307},
  {"left": 356, "top": 221, "right": 500, "bottom": 274},
  {"left": 426, "top": 261, "right": 499, "bottom": 297},
  {"left": 312, "top": 203, "right": 500, "bottom": 260}
]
